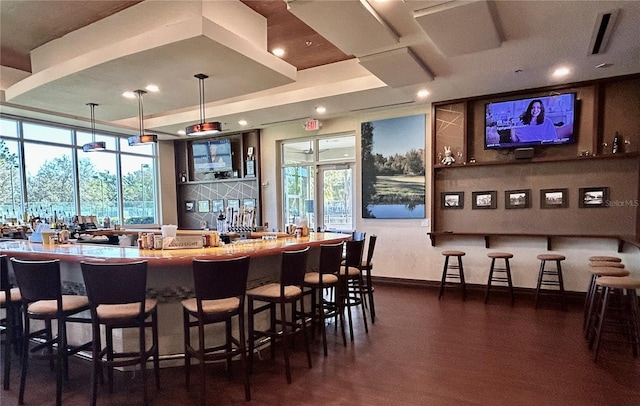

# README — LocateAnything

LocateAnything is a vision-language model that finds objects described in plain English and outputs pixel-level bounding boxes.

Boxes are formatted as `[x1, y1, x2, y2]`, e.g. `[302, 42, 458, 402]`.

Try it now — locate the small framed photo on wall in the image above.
[505, 189, 531, 209]
[185, 200, 195, 213]
[472, 191, 497, 209]
[197, 200, 210, 213]
[540, 188, 568, 209]
[579, 187, 609, 208]
[212, 199, 224, 213]
[243, 198, 256, 210]
[227, 199, 240, 211]
[441, 192, 464, 209]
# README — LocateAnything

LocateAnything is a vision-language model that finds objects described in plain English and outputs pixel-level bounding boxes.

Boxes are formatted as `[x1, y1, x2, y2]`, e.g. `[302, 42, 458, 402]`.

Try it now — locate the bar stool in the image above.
[303, 242, 345, 356]
[439, 251, 466, 300]
[589, 276, 640, 362]
[583, 266, 629, 338]
[80, 260, 160, 406]
[358, 235, 377, 323]
[338, 239, 368, 341]
[11, 258, 92, 406]
[1, 255, 22, 390]
[484, 252, 514, 305]
[247, 247, 311, 384]
[589, 261, 625, 269]
[182, 256, 251, 405]
[534, 254, 566, 309]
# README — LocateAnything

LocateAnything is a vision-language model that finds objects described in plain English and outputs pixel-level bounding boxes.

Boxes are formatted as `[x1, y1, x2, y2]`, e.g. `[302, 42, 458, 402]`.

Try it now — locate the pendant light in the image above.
[128, 89, 158, 146]
[185, 74, 222, 136]
[82, 103, 106, 152]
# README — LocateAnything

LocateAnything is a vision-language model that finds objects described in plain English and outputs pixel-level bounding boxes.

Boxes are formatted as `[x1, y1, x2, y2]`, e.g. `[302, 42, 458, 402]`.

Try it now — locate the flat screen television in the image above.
[484, 93, 577, 149]
[192, 138, 233, 173]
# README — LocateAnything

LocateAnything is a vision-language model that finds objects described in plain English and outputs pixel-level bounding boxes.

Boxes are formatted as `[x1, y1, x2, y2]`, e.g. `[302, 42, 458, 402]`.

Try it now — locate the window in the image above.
[0, 115, 158, 226]
[281, 135, 355, 232]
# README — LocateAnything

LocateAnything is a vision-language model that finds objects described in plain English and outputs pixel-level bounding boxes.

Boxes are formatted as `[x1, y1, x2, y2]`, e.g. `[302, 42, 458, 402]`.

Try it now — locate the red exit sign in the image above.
[304, 119, 321, 131]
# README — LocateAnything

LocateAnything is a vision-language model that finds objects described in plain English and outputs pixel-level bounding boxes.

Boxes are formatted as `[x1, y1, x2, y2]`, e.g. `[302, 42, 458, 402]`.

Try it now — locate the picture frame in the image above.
[211, 199, 224, 213]
[185, 200, 195, 213]
[472, 191, 497, 209]
[505, 189, 531, 209]
[197, 200, 210, 213]
[540, 188, 568, 209]
[243, 198, 256, 210]
[226, 199, 240, 211]
[441, 192, 464, 209]
[579, 187, 609, 208]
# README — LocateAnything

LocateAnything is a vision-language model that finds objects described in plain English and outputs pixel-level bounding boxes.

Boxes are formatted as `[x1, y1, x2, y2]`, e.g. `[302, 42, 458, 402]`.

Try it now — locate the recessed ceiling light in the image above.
[315, 106, 326, 114]
[417, 89, 430, 98]
[122, 91, 136, 99]
[553, 66, 571, 78]
[238, 120, 248, 126]
[272, 48, 285, 57]
[146, 84, 159, 92]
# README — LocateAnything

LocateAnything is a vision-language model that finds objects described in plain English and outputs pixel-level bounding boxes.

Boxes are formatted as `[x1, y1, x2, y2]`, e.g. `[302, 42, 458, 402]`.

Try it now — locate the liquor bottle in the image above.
[612, 132, 620, 154]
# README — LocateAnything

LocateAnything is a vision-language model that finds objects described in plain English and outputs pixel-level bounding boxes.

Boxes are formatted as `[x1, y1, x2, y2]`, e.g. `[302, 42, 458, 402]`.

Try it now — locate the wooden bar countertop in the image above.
[0, 232, 350, 267]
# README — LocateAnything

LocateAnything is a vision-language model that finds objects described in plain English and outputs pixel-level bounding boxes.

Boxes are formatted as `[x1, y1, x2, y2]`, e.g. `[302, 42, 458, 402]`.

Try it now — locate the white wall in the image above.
[259, 105, 640, 291]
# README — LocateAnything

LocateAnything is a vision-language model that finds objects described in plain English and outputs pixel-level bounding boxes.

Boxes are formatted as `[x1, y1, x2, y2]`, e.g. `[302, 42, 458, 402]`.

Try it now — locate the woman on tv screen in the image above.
[510, 99, 558, 143]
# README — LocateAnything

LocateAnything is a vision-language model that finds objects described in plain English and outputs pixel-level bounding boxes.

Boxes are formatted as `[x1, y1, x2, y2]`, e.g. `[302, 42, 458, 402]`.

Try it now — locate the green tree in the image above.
[361, 121, 377, 217]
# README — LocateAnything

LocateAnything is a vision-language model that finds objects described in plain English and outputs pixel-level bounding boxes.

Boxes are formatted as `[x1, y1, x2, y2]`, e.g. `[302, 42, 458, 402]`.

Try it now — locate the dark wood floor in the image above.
[2, 284, 640, 405]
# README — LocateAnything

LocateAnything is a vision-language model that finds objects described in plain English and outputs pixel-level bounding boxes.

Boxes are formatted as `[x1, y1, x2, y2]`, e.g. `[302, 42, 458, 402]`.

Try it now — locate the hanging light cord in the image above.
[87, 102, 98, 141]
[135, 89, 147, 136]
[195, 73, 209, 125]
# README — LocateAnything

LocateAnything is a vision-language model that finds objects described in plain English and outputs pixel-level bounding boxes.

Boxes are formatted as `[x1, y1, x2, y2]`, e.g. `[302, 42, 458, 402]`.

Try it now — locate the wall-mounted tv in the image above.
[485, 92, 577, 149]
[192, 138, 233, 173]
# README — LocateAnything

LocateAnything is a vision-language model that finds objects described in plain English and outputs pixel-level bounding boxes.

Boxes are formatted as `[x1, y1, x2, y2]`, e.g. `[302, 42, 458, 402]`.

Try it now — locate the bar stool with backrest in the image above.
[589, 276, 640, 362]
[338, 239, 368, 341]
[182, 256, 251, 405]
[439, 251, 467, 300]
[358, 235, 377, 323]
[247, 247, 311, 384]
[11, 258, 92, 406]
[80, 260, 160, 406]
[534, 253, 566, 309]
[583, 266, 629, 338]
[1, 254, 22, 390]
[303, 242, 346, 356]
[484, 252, 514, 305]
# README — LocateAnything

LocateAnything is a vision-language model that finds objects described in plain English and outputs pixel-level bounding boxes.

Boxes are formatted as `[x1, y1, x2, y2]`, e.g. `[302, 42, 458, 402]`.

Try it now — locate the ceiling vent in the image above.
[588, 9, 620, 55]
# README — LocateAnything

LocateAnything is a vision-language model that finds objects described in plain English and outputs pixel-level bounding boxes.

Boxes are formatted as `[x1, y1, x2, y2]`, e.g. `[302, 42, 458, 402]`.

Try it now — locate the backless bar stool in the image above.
[534, 254, 566, 309]
[589, 276, 640, 362]
[583, 266, 629, 338]
[439, 251, 466, 301]
[484, 252, 514, 305]
[588, 256, 622, 263]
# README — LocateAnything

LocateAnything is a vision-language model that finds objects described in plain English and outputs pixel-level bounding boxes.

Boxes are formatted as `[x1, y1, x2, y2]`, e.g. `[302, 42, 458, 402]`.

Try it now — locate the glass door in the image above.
[318, 165, 353, 232]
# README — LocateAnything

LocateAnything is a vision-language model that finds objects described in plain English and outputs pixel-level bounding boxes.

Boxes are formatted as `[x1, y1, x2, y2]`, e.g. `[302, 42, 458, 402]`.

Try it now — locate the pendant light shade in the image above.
[82, 103, 106, 152]
[128, 89, 158, 146]
[185, 73, 221, 136]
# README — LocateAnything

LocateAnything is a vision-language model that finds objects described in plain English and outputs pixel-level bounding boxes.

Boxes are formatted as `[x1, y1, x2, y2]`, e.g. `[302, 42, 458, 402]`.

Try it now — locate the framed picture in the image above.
[472, 191, 497, 209]
[540, 188, 568, 209]
[441, 192, 464, 209]
[197, 200, 210, 213]
[505, 189, 531, 209]
[579, 187, 609, 208]
[211, 199, 224, 213]
[227, 199, 240, 211]
[185, 200, 195, 212]
[243, 198, 256, 210]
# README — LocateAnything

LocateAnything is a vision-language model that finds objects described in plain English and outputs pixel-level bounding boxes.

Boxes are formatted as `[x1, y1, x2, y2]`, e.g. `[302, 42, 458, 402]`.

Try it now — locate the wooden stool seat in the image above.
[439, 251, 466, 301]
[589, 276, 640, 361]
[589, 267, 629, 277]
[485, 252, 514, 305]
[535, 254, 566, 309]
[442, 250, 466, 257]
[588, 256, 621, 263]
[589, 261, 624, 268]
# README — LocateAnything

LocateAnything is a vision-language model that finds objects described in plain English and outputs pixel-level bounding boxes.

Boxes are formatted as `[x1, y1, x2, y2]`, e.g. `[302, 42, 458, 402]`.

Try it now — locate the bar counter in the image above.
[0, 232, 351, 364]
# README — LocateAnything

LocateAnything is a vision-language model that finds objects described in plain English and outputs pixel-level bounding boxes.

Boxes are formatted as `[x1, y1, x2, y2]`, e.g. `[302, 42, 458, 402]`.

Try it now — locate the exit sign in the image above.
[304, 119, 321, 131]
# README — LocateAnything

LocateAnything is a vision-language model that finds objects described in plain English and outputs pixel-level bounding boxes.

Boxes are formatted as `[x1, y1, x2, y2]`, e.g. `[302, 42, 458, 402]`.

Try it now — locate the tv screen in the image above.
[485, 93, 576, 149]
[192, 138, 233, 173]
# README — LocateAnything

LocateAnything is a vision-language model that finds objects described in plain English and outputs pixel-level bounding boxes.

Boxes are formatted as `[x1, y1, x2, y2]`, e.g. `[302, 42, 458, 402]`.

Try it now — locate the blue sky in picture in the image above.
[369, 114, 425, 156]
